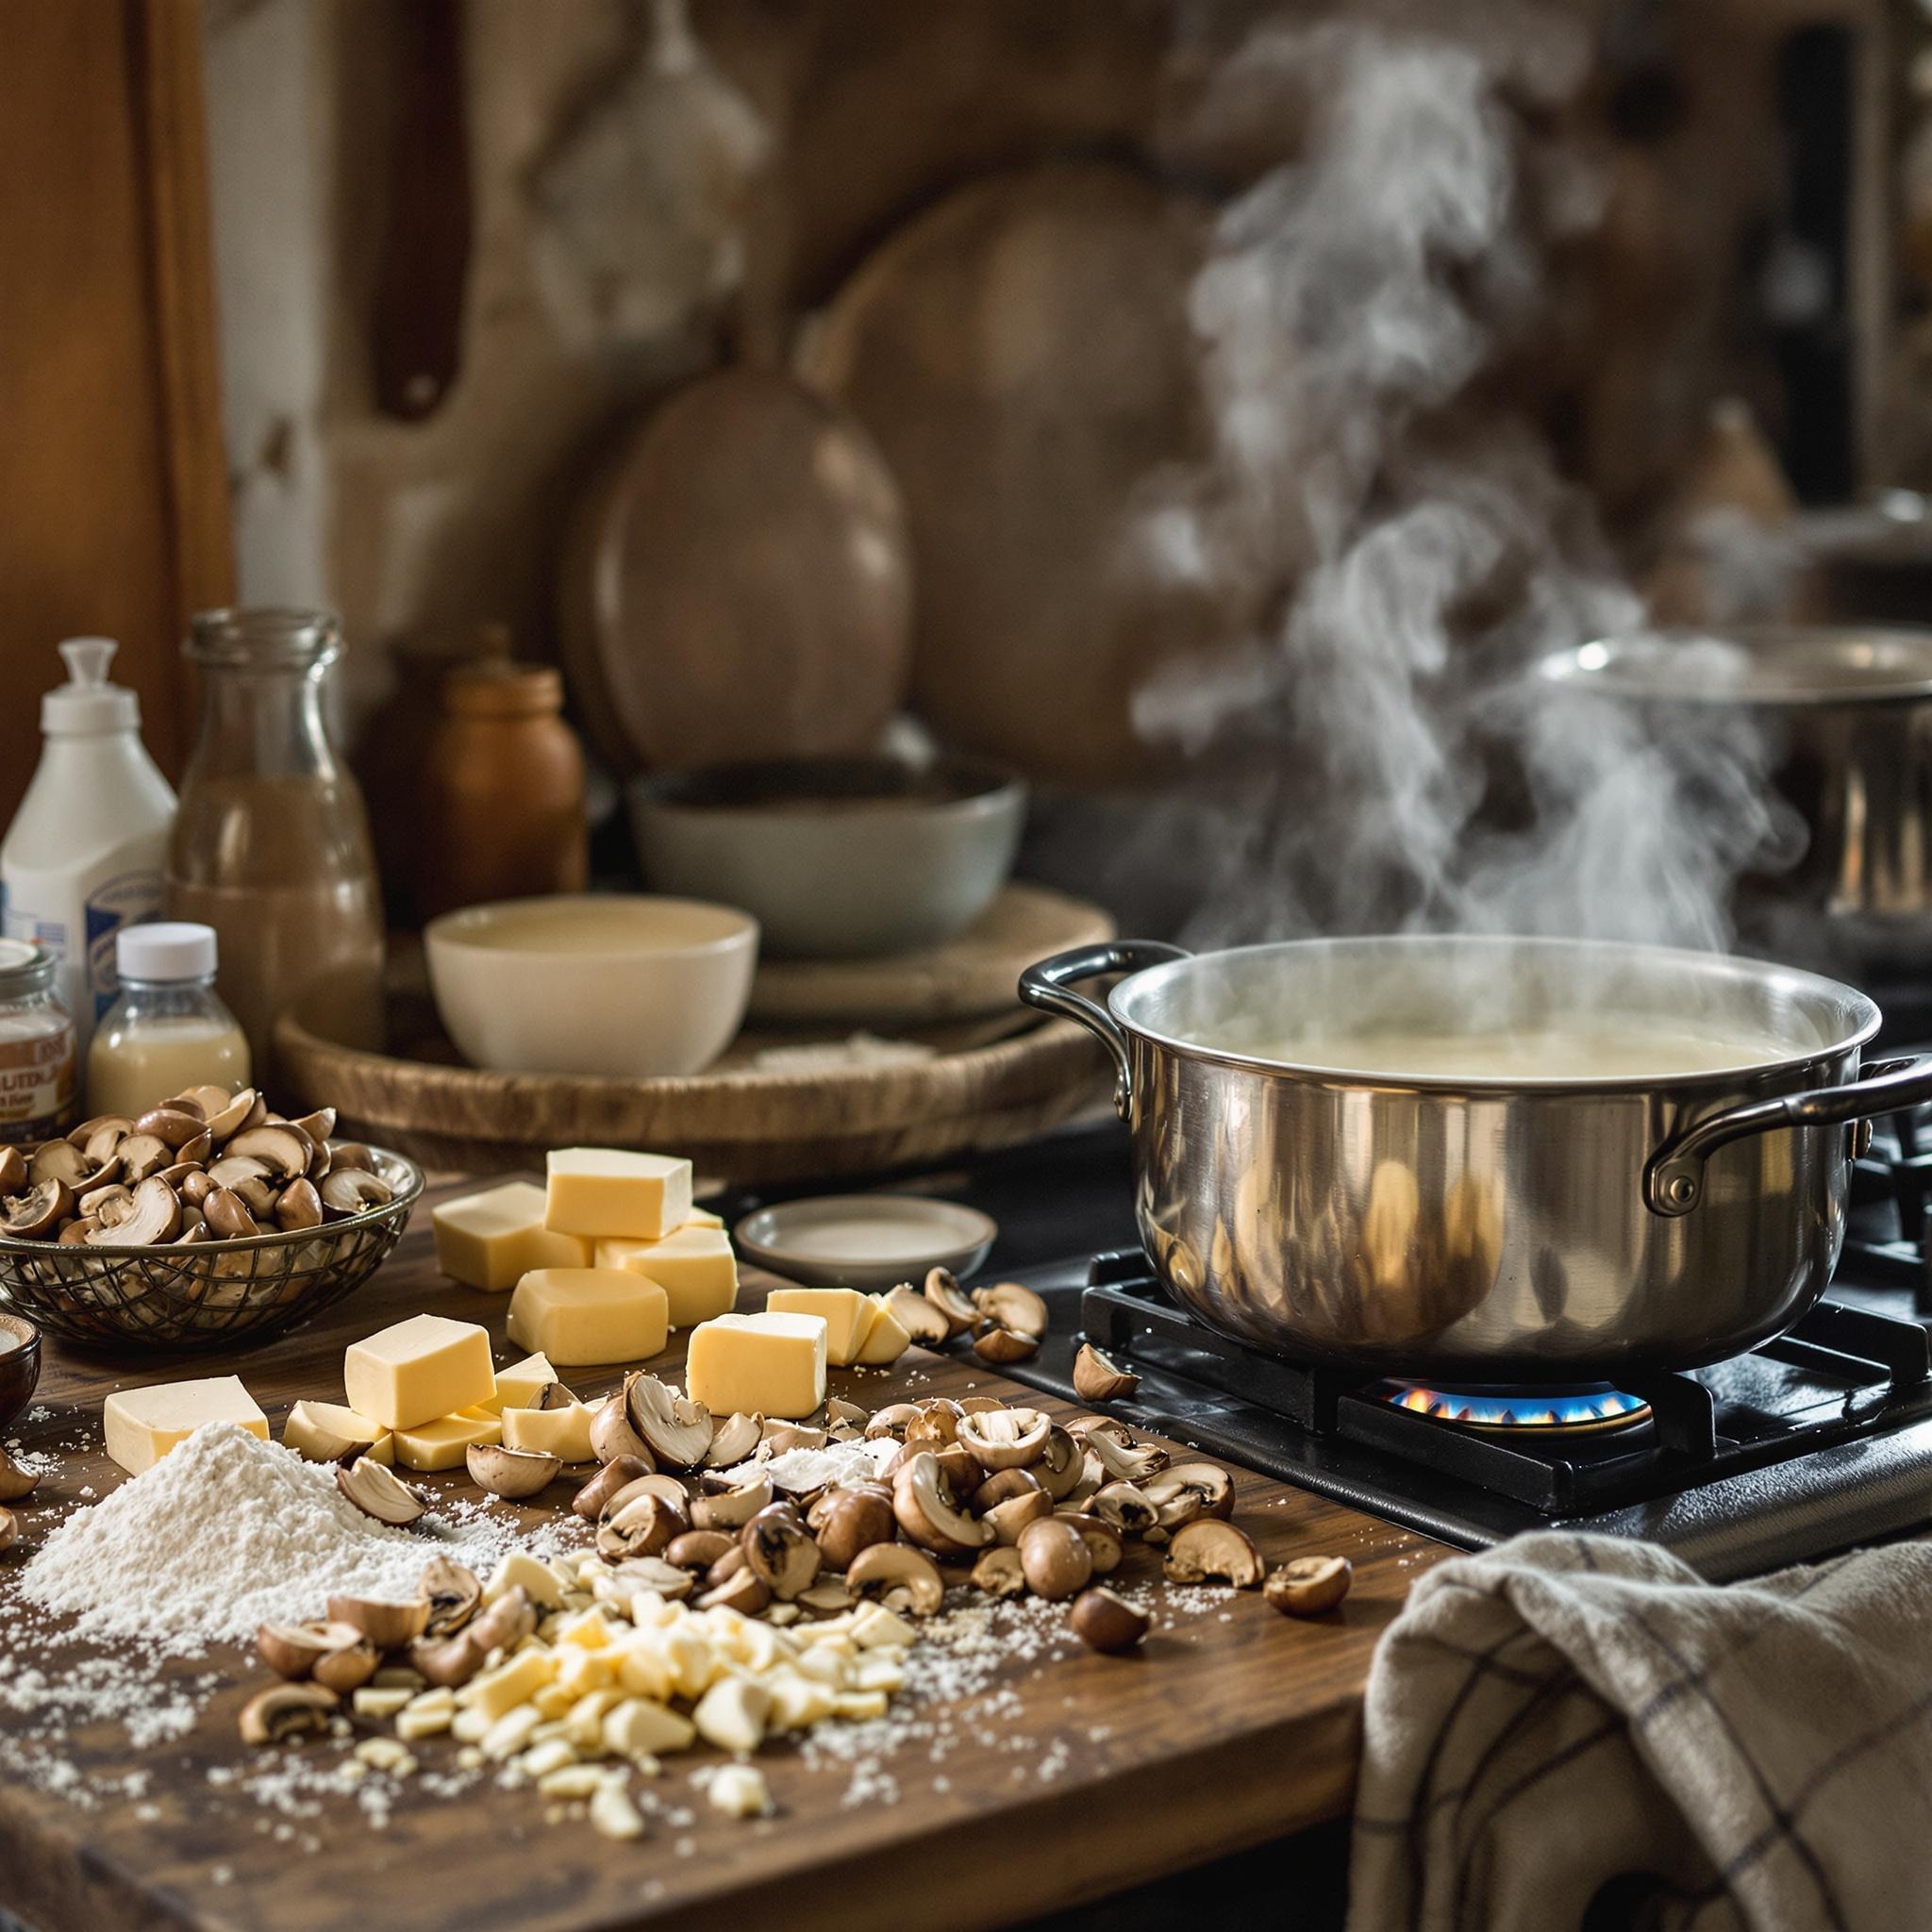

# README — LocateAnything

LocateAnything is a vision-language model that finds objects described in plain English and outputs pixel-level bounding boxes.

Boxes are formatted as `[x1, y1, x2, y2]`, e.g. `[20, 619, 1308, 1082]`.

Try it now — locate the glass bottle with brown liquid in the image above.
[164, 609, 386, 1071]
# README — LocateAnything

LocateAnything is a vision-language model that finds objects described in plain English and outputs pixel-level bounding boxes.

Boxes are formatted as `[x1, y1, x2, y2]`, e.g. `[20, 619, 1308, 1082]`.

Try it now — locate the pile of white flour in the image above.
[23, 1423, 568, 1654]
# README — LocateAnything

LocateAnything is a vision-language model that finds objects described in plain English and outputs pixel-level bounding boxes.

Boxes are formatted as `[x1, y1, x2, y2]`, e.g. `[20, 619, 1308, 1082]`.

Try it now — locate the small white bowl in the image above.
[733, 1193, 997, 1290]
[425, 894, 758, 1077]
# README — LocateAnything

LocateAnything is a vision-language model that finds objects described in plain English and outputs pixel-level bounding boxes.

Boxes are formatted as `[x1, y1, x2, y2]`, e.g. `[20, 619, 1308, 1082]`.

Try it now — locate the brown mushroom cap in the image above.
[3, 1179, 72, 1240]
[1057, 1510, 1124, 1575]
[1072, 1342, 1141, 1404]
[664, 1529, 736, 1571]
[418, 1557, 483, 1637]
[574, 1455, 655, 1521]
[972, 1280, 1049, 1339]
[810, 1486, 896, 1572]
[311, 1635, 380, 1694]
[922, 1267, 980, 1338]
[0, 1146, 25, 1195]
[970, 1544, 1027, 1598]
[972, 1324, 1041, 1365]
[225, 1124, 313, 1178]
[1017, 1517, 1094, 1600]
[1163, 1518, 1265, 1589]
[467, 1441, 562, 1499]
[336, 1456, 427, 1526]
[238, 1681, 338, 1745]
[84, 1175, 181, 1246]
[892, 1451, 992, 1557]
[1071, 1586, 1150, 1653]
[846, 1540, 945, 1615]
[276, 1177, 325, 1231]
[623, 1372, 712, 1469]
[588, 1394, 655, 1468]
[741, 1504, 822, 1600]
[0, 1446, 40, 1503]
[882, 1284, 951, 1348]
[690, 1472, 774, 1531]
[1263, 1555, 1353, 1617]
[325, 1593, 432, 1648]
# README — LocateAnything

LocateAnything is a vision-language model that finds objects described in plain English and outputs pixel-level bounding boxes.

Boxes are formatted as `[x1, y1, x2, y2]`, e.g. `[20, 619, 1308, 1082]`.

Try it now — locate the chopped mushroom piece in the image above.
[1263, 1556, 1353, 1617]
[1163, 1519, 1265, 1590]
[972, 1280, 1048, 1339]
[1072, 1342, 1141, 1404]
[238, 1681, 339, 1745]
[1071, 1586, 1150, 1653]
[846, 1541, 945, 1615]
[922, 1267, 980, 1338]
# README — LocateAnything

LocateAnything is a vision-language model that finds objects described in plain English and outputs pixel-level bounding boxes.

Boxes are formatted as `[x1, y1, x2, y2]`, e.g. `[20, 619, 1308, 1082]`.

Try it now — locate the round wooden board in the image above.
[274, 993, 1108, 1188]
[747, 882, 1113, 1026]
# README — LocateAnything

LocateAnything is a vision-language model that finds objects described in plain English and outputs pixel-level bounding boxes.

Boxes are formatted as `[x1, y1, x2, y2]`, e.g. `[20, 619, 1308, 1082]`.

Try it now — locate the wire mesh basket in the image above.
[0, 1147, 424, 1350]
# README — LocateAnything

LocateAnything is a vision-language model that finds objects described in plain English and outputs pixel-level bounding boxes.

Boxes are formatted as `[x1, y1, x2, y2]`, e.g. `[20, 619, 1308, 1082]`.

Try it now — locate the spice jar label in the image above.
[0, 1024, 75, 1143]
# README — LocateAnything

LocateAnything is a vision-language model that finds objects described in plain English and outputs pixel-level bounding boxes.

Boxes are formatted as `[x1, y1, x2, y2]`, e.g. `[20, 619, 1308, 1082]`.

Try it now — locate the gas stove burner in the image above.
[1369, 1381, 1653, 1433]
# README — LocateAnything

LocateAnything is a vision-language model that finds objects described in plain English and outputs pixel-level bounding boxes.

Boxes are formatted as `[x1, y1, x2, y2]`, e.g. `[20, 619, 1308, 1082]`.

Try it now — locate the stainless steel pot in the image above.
[1540, 626, 1932, 971]
[1020, 934, 1932, 1381]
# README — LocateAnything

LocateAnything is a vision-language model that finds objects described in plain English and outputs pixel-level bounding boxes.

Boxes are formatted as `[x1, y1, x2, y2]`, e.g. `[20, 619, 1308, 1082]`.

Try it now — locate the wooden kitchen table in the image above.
[0, 1179, 1448, 1932]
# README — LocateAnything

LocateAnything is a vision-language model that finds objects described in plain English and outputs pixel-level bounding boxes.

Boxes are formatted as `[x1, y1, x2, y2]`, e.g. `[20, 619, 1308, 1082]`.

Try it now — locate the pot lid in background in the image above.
[1540, 625, 1932, 708]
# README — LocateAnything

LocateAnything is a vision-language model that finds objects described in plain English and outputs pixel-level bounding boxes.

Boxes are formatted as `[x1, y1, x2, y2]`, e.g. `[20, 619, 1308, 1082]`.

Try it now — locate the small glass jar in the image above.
[88, 923, 250, 1120]
[0, 940, 77, 1144]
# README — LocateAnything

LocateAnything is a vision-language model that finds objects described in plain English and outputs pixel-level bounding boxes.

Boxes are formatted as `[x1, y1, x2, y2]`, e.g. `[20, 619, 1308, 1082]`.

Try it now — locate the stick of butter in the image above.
[103, 1377, 268, 1476]
[764, 1288, 873, 1367]
[344, 1314, 496, 1431]
[433, 1181, 594, 1291]
[543, 1149, 692, 1241]
[596, 1225, 738, 1327]
[507, 1268, 669, 1367]
[685, 1312, 826, 1420]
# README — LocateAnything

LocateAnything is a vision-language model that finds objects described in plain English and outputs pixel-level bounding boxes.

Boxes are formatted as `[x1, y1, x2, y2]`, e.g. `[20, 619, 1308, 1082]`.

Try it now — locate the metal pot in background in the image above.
[1539, 625, 1932, 977]
[1020, 934, 1932, 1383]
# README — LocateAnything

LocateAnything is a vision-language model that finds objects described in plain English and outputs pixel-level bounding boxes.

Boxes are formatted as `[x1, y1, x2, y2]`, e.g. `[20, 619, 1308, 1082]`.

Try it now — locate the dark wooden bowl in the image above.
[0, 1312, 42, 1428]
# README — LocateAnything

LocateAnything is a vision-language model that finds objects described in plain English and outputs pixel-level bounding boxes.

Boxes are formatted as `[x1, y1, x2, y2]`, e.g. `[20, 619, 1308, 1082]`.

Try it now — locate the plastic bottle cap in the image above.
[42, 638, 142, 736]
[116, 923, 218, 984]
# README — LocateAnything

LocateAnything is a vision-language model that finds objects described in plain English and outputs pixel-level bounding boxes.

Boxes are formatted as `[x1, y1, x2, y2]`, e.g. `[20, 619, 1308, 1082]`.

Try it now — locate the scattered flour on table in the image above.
[22, 1423, 582, 1655]
[718, 1437, 898, 1493]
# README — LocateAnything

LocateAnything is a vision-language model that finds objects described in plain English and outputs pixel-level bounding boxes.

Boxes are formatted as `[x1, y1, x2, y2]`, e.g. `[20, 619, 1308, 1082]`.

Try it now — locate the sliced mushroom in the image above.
[0, 1146, 25, 1195]
[465, 1585, 536, 1656]
[1036, 1426, 1085, 1502]
[846, 1541, 945, 1616]
[311, 1635, 380, 1694]
[238, 1681, 338, 1745]
[969, 1544, 1027, 1599]
[0, 1506, 14, 1554]
[573, 1454, 654, 1520]
[810, 1486, 897, 1571]
[202, 1186, 262, 1241]
[76, 1116, 135, 1166]
[1071, 1586, 1150, 1653]
[289, 1107, 337, 1145]
[174, 1084, 229, 1119]
[1072, 1342, 1141, 1403]
[225, 1124, 313, 1178]
[883, 1283, 951, 1348]
[690, 1472, 774, 1531]
[697, 1566, 771, 1616]
[1017, 1517, 1093, 1601]
[84, 1175, 180, 1246]
[602, 1555, 694, 1601]
[325, 1593, 432, 1649]
[58, 1217, 99, 1246]
[923, 1267, 980, 1337]
[1057, 1511, 1124, 1576]
[1085, 1426, 1169, 1486]
[862, 1402, 922, 1441]
[112, 1134, 170, 1184]
[133, 1106, 207, 1151]
[467, 1441, 561, 1499]
[200, 1088, 258, 1142]
[0, 1447, 39, 1502]
[1144, 1462, 1234, 1527]
[336, 1456, 427, 1526]
[705, 1411, 762, 1467]
[973, 1324, 1041, 1366]
[760, 1421, 827, 1456]
[30, 1140, 99, 1190]
[176, 1129, 213, 1166]
[664, 1529, 736, 1571]
[623, 1372, 712, 1469]
[956, 1407, 1051, 1472]
[973, 1280, 1048, 1340]
[530, 1379, 575, 1410]
[1163, 1519, 1265, 1589]
[257, 1619, 363, 1680]
[327, 1140, 375, 1173]
[417, 1557, 483, 1638]
[1263, 1555, 1353, 1617]
[320, 1167, 392, 1216]
[77, 1181, 131, 1223]
[596, 1490, 688, 1560]
[207, 1153, 271, 1191]
[588, 1395, 654, 1468]
[408, 1632, 485, 1690]
[741, 1504, 822, 1600]
[604, 1470, 691, 1514]
[275, 1177, 325, 1231]
[1091, 1481, 1158, 1536]
[892, 1451, 992, 1557]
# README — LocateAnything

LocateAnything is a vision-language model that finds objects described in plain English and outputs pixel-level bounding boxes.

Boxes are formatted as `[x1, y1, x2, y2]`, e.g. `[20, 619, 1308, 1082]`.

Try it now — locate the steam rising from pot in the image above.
[1126, 14, 1800, 951]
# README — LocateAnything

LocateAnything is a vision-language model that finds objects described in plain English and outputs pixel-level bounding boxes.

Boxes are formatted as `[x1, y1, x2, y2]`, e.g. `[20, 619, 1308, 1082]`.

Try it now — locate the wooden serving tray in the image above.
[274, 986, 1108, 1186]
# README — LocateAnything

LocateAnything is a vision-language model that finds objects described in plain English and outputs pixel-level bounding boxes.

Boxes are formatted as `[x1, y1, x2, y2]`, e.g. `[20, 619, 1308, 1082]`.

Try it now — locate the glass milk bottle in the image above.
[88, 924, 249, 1118]
[163, 609, 386, 1072]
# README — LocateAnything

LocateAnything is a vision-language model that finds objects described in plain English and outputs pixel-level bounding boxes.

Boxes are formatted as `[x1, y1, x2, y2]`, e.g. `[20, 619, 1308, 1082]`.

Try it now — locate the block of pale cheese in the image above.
[473, 1351, 559, 1415]
[282, 1399, 394, 1466]
[501, 1398, 595, 1462]
[507, 1268, 669, 1366]
[543, 1148, 692, 1241]
[391, 1407, 504, 1472]
[432, 1181, 594, 1291]
[856, 1295, 911, 1366]
[596, 1225, 738, 1326]
[343, 1313, 496, 1431]
[685, 1311, 826, 1420]
[103, 1377, 268, 1476]
[764, 1287, 874, 1367]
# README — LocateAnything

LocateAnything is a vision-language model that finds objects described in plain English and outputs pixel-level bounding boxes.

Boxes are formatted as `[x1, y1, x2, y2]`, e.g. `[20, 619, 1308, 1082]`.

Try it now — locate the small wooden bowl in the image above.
[0, 1313, 42, 1429]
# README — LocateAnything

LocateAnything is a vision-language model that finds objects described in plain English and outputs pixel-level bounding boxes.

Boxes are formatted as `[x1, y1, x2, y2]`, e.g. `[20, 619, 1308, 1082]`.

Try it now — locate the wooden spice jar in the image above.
[418, 663, 588, 920]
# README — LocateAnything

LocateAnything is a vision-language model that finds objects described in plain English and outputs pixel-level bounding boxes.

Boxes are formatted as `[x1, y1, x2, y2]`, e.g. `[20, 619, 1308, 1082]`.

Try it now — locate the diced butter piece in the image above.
[282, 1399, 393, 1466]
[856, 1295, 911, 1366]
[466, 1648, 556, 1723]
[391, 1407, 504, 1472]
[543, 1148, 692, 1240]
[596, 1225, 738, 1327]
[502, 1398, 596, 1463]
[431, 1181, 594, 1291]
[764, 1288, 874, 1366]
[684, 1206, 724, 1230]
[507, 1268, 669, 1367]
[343, 1314, 496, 1431]
[685, 1312, 826, 1420]
[475, 1351, 560, 1414]
[103, 1378, 268, 1476]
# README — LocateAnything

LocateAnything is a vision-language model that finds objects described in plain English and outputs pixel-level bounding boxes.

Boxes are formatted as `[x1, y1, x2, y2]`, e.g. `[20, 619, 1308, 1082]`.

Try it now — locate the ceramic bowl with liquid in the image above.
[425, 895, 759, 1077]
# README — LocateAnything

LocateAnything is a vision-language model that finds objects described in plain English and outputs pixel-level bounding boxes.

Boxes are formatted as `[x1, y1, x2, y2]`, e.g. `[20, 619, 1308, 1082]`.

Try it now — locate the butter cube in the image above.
[344, 1314, 496, 1431]
[502, 1398, 596, 1463]
[391, 1407, 504, 1472]
[432, 1181, 594, 1291]
[475, 1351, 560, 1415]
[596, 1225, 738, 1327]
[855, 1295, 911, 1366]
[685, 1312, 826, 1420]
[765, 1287, 873, 1366]
[685, 1206, 724, 1230]
[543, 1148, 692, 1240]
[465, 1648, 556, 1723]
[282, 1399, 393, 1466]
[103, 1378, 268, 1476]
[507, 1268, 669, 1366]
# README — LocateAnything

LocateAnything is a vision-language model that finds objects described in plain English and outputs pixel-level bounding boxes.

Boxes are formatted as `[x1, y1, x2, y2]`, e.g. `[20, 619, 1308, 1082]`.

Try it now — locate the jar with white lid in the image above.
[0, 940, 77, 1145]
[87, 923, 250, 1120]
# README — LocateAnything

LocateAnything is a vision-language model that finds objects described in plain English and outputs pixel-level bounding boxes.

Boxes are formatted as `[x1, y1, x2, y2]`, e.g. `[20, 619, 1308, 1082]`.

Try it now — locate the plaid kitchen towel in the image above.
[1347, 1532, 1932, 1932]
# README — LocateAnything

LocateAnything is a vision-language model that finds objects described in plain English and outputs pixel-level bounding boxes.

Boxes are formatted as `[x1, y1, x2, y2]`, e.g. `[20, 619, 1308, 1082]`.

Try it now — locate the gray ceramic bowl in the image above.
[0, 1312, 42, 1428]
[629, 756, 1025, 960]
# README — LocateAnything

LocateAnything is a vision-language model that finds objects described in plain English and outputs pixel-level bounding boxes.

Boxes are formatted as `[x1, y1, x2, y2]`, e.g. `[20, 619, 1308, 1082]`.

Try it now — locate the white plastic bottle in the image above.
[0, 639, 177, 1054]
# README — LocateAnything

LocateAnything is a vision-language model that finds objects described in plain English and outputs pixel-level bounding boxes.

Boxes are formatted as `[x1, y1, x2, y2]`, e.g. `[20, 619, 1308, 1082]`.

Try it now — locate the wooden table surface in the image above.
[0, 1180, 1448, 1932]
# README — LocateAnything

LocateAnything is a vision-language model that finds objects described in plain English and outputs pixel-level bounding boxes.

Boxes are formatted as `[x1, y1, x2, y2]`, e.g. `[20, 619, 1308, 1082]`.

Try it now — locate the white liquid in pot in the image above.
[1253, 1022, 1794, 1081]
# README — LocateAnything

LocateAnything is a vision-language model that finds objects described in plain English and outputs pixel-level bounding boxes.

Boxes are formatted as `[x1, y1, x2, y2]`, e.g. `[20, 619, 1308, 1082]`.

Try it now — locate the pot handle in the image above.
[1643, 1053, 1932, 1217]
[1018, 941, 1191, 1118]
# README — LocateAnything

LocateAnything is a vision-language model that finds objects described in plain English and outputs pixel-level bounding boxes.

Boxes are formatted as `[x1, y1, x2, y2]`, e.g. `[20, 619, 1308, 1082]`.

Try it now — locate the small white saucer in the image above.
[733, 1193, 997, 1291]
